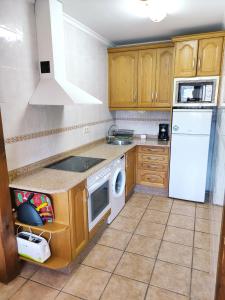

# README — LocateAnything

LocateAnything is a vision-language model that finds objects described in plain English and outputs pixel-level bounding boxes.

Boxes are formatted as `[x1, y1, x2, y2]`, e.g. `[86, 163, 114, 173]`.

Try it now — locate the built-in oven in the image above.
[87, 164, 112, 231]
[173, 76, 219, 107]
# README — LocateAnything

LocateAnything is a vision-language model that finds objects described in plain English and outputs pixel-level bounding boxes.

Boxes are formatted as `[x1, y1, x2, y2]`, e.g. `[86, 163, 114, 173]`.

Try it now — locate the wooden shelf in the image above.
[15, 220, 69, 234]
[19, 255, 70, 270]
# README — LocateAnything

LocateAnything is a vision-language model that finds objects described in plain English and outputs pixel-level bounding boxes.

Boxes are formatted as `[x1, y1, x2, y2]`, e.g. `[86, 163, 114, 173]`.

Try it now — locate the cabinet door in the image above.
[138, 49, 156, 107]
[125, 147, 136, 199]
[155, 47, 174, 107]
[109, 51, 138, 108]
[174, 40, 198, 77]
[197, 37, 223, 76]
[69, 182, 88, 259]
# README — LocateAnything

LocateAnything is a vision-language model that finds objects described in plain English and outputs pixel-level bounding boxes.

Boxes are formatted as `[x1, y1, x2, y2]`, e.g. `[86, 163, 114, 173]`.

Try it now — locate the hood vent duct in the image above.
[30, 0, 102, 106]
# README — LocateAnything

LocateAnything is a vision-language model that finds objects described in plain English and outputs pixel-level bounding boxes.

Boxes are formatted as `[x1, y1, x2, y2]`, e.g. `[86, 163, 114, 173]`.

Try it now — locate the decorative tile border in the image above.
[8, 138, 105, 182]
[5, 119, 113, 144]
[115, 117, 170, 122]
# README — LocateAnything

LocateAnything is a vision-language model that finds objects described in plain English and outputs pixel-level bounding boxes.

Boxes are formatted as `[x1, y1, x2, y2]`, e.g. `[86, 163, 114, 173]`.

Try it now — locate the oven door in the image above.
[88, 174, 110, 231]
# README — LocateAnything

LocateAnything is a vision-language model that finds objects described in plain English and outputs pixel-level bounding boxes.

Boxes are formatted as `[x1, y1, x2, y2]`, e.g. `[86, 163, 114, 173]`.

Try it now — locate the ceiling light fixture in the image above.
[139, 0, 167, 22]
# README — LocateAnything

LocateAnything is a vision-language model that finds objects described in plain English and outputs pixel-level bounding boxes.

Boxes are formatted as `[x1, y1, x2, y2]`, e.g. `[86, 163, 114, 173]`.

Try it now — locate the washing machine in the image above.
[108, 155, 126, 224]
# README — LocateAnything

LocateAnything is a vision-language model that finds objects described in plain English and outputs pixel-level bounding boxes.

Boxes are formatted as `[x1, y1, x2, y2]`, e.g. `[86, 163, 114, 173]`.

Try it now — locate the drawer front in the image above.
[137, 170, 168, 188]
[138, 146, 169, 156]
[138, 162, 168, 172]
[138, 153, 168, 164]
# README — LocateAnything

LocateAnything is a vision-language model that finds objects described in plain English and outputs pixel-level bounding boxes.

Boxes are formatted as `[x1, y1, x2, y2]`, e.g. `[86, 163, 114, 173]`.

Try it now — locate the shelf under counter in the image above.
[19, 255, 70, 270]
[15, 220, 69, 234]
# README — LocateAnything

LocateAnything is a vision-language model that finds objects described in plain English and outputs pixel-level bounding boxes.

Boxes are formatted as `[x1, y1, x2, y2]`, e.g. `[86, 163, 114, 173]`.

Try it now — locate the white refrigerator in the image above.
[169, 109, 212, 202]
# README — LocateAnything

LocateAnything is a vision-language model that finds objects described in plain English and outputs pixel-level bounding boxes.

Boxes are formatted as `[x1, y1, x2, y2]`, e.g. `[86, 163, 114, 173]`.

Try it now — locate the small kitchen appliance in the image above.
[173, 76, 219, 107]
[158, 124, 169, 141]
[17, 231, 51, 263]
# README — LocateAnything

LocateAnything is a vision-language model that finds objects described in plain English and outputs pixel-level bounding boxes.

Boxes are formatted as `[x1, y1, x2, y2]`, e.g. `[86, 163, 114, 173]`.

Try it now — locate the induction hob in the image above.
[45, 156, 105, 173]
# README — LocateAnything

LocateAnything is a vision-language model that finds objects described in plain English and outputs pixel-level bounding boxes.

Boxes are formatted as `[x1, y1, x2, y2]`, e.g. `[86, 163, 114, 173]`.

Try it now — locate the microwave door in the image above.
[179, 85, 194, 103]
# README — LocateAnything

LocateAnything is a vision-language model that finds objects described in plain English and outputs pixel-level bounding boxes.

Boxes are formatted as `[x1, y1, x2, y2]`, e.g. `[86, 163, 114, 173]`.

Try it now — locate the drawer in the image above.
[138, 153, 168, 164]
[137, 162, 168, 172]
[138, 146, 169, 156]
[136, 170, 168, 188]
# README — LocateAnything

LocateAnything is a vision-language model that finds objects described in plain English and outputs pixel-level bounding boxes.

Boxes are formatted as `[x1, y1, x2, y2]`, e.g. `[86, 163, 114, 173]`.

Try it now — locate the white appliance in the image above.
[173, 76, 219, 107]
[87, 163, 113, 231]
[17, 232, 51, 263]
[169, 109, 213, 202]
[108, 156, 126, 224]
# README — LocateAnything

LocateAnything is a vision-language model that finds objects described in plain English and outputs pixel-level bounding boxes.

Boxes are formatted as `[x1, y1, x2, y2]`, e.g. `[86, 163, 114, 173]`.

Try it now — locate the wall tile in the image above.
[0, 0, 112, 170]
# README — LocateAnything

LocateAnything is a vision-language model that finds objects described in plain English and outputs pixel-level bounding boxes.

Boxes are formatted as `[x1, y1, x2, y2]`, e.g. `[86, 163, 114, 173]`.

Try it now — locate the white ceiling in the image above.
[63, 0, 225, 45]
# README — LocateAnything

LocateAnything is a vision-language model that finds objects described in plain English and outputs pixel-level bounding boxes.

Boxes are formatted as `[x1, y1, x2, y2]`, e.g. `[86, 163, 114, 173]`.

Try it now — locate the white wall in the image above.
[113, 111, 171, 136]
[0, 0, 112, 171]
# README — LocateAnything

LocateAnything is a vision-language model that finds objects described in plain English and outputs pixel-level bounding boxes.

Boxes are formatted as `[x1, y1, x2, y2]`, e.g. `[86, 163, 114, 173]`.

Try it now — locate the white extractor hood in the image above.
[30, 0, 102, 105]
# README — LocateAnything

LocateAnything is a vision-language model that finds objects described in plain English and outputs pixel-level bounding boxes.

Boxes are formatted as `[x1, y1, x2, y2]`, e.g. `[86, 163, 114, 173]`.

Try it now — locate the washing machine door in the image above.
[112, 168, 126, 197]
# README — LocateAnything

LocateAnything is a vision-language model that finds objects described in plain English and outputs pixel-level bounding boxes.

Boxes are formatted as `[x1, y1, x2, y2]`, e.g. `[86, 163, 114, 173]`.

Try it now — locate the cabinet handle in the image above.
[155, 91, 158, 102]
[151, 92, 154, 101]
[192, 59, 195, 69]
[198, 58, 201, 70]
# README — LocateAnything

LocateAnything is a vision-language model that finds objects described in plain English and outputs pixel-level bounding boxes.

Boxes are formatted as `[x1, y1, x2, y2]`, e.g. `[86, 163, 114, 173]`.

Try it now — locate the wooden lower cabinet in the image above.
[125, 147, 136, 198]
[69, 182, 88, 259]
[136, 146, 169, 188]
[14, 181, 88, 270]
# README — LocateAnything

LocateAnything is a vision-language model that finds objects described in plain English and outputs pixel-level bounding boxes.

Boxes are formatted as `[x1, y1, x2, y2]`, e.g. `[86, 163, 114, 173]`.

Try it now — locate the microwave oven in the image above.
[173, 76, 219, 107]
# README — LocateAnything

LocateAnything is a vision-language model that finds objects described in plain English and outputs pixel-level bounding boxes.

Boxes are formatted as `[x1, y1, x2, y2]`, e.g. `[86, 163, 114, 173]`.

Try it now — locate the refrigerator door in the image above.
[169, 133, 210, 202]
[172, 109, 212, 135]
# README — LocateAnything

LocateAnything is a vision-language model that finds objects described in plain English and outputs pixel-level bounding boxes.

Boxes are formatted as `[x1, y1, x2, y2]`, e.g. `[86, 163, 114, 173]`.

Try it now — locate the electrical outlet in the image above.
[83, 126, 90, 134]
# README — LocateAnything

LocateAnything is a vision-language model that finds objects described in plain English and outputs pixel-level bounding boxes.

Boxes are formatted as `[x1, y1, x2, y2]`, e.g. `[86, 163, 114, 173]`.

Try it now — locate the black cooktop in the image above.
[46, 156, 105, 173]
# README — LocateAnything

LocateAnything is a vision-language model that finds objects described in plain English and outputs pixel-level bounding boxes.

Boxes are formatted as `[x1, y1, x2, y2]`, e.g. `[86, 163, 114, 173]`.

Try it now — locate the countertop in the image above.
[9, 138, 170, 194]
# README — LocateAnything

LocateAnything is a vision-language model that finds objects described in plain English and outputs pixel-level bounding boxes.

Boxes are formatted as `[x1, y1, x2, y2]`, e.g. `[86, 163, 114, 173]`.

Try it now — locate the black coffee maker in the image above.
[158, 124, 169, 141]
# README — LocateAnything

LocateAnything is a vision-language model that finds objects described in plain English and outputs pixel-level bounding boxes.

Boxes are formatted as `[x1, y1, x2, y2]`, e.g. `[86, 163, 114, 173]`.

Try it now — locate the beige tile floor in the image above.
[0, 193, 211, 300]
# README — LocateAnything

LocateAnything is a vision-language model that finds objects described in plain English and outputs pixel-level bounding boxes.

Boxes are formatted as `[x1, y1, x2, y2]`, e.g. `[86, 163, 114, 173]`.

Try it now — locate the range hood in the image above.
[30, 0, 102, 105]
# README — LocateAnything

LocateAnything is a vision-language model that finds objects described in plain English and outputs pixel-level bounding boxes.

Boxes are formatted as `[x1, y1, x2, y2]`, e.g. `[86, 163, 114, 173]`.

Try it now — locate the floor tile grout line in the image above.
[144, 197, 174, 300]
[12, 194, 211, 300]
[149, 283, 191, 298]
[109, 220, 211, 240]
[189, 202, 197, 298]
[98, 194, 154, 299]
[58, 289, 87, 300]
[8, 278, 30, 300]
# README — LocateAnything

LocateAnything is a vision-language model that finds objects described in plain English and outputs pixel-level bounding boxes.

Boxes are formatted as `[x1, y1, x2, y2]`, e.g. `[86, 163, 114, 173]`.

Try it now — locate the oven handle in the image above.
[87, 173, 111, 194]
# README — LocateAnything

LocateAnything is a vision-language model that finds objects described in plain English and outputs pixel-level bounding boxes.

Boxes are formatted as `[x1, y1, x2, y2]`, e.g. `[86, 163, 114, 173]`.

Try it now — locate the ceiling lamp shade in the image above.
[148, 2, 167, 22]
[139, 0, 167, 22]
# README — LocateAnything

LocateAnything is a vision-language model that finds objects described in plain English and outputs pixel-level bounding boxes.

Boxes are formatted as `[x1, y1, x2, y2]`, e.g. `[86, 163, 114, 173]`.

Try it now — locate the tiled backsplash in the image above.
[113, 111, 171, 136]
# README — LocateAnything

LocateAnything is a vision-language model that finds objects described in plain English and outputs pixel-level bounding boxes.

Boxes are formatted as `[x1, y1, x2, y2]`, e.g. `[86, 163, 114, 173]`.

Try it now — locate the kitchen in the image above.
[0, 0, 225, 299]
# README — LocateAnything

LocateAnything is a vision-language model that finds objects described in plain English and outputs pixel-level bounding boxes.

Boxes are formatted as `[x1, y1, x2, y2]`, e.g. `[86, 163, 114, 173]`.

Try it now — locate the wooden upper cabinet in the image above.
[69, 182, 88, 259]
[109, 51, 138, 108]
[174, 40, 198, 77]
[138, 49, 156, 107]
[155, 47, 174, 107]
[197, 37, 223, 76]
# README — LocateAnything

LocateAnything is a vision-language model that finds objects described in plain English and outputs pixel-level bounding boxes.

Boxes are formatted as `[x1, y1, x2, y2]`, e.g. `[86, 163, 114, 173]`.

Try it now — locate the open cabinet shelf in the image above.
[15, 220, 69, 234]
[19, 255, 70, 270]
